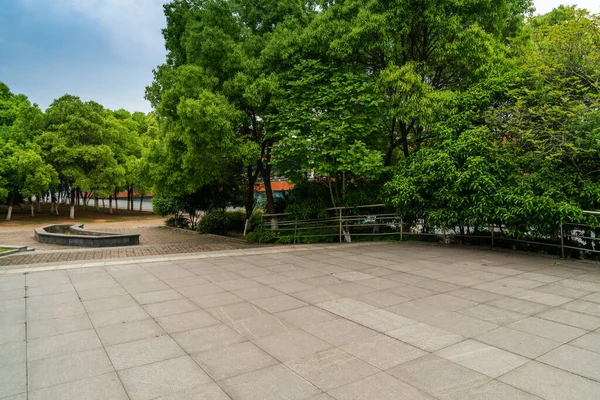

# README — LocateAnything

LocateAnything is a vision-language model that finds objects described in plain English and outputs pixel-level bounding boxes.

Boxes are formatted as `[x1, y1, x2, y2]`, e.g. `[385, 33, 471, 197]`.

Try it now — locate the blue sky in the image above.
[1, 0, 599, 113]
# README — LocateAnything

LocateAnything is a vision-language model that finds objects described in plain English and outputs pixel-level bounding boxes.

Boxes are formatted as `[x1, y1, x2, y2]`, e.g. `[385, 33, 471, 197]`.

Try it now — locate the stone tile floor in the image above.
[1, 242, 600, 399]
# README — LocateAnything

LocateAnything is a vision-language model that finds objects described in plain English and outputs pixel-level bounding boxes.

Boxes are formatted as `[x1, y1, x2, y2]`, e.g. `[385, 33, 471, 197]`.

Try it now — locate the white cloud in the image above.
[20, 0, 167, 62]
[533, 0, 600, 15]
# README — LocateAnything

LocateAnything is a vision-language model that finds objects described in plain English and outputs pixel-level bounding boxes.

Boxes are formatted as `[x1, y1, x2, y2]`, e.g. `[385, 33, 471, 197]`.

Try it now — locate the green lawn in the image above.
[0, 248, 11, 253]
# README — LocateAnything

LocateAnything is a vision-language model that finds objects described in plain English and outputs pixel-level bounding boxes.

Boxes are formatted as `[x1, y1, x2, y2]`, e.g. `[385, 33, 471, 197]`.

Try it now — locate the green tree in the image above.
[37, 95, 125, 219]
[271, 60, 385, 206]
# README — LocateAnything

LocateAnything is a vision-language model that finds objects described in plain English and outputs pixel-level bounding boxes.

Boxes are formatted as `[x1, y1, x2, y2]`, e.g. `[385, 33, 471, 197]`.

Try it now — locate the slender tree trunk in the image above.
[5, 194, 14, 221]
[114, 190, 119, 211]
[69, 190, 76, 219]
[130, 188, 134, 212]
[328, 176, 337, 208]
[109, 196, 113, 214]
[259, 162, 277, 230]
[30, 198, 34, 217]
[95, 197, 99, 211]
[102, 198, 106, 210]
[139, 194, 144, 212]
[37, 197, 41, 213]
[244, 165, 258, 236]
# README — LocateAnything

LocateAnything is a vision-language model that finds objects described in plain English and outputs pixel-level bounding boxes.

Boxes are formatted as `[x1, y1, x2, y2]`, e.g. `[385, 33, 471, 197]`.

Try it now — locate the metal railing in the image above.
[259, 205, 600, 259]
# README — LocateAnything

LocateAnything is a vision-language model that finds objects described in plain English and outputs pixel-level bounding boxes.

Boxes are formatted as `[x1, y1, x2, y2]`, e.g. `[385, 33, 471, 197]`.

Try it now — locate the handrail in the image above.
[256, 204, 600, 259]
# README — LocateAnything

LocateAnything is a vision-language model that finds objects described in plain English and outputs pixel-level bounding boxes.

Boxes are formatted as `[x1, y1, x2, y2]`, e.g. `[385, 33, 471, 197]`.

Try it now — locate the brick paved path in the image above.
[0, 227, 251, 267]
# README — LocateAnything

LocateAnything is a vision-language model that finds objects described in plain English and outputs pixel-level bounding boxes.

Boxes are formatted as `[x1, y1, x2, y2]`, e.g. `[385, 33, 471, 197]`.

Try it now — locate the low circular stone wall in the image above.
[35, 224, 140, 247]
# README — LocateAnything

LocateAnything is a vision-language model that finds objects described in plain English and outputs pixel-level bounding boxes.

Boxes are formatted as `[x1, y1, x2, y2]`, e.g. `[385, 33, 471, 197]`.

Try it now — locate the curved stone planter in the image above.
[35, 224, 140, 247]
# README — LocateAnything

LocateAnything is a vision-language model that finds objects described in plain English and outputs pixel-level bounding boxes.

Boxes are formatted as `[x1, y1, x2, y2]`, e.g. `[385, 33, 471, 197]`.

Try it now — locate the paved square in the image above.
[1, 241, 600, 399]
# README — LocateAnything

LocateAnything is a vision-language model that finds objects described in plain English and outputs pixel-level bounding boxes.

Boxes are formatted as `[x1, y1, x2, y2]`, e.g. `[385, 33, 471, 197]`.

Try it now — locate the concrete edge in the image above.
[0, 245, 29, 258]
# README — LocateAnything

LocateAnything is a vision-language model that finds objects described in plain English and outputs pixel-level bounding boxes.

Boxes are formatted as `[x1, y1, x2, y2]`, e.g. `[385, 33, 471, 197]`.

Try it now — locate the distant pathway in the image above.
[0, 225, 252, 267]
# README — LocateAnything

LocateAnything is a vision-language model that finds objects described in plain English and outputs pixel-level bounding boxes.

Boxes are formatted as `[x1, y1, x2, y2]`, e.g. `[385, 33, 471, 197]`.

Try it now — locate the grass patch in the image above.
[0, 248, 11, 253]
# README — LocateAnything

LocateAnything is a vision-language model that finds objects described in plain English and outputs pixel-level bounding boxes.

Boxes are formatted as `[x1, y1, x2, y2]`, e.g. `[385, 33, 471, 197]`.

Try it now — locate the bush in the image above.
[166, 216, 189, 229]
[245, 228, 276, 243]
[225, 211, 246, 232]
[198, 211, 229, 234]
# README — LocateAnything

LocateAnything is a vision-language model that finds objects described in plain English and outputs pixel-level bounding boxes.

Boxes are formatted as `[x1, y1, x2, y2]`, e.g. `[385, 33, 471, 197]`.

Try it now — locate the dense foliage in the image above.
[2, 3, 598, 244]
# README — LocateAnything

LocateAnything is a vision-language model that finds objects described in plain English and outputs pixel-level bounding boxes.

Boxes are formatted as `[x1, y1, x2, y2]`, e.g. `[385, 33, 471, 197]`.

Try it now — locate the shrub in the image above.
[198, 211, 228, 234]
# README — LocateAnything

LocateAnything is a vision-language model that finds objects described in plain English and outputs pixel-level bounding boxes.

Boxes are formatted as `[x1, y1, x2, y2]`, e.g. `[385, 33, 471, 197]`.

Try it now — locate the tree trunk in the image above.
[6, 204, 12, 221]
[30, 198, 34, 217]
[244, 165, 258, 235]
[130, 187, 134, 211]
[114, 190, 119, 211]
[102, 198, 105, 210]
[70, 190, 75, 219]
[37, 198, 41, 213]
[259, 162, 278, 230]
[139, 194, 144, 212]
[95, 197, 99, 211]
[109, 196, 113, 214]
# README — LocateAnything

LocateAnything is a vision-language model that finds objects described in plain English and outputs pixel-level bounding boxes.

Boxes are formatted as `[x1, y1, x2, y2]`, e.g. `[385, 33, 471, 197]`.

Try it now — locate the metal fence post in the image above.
[339, 208, 343, 243]
[294, 219, 298, 244]
[560, 223, 565, 258]
[400, 216, 403, 241]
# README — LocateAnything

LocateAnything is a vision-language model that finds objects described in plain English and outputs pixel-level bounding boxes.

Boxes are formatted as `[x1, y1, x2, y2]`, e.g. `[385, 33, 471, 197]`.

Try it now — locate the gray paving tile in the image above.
[538, 344, 600, 381]
[0, 324, 25, 345]
[27, 314, 93, 339]
[172, 324, 244, 353]
[106, 335, 185, 370]
[435, 339, 528, 378]
[340, 334, 425, 369]
[388, 322, 464, 352]
[0, 341, 25, 367]
[253, 329, 332, 362]
[176, 283, 225, 297]
[209, 301, 265, 323]
[444, 380, 543, 400]
[219, 364, 320, 400]
[28, 329, 102, 361]
[153, 382, 231, 400]
[0, 363, 26, 398]
[27, 292, 80, 309]
[83, 295, 138, 313]
[26, 301, 86, 321]
[228, 314, 296, 339]
[388, 354, 490, 398]
[560, 299, 600, 317]
[251, 295, 307, 312]
[132, 289, 184, 305]
[499, 361, 600, 400]
[348, 309, 417, 332]
[143, 298, 199, 318]
[88, 305, 150, 328]
[508, 317, 587, 343]
[28, 372, 128, 400]
[537, 308, 600, 330]
[476, 327, 561, 358]
[276, 305, 338, 327]
[427, 312, 499, 337]
[191, 292, 245, 308]
[304, 318, 378, 346]
[156, 310, 220, 333]
[118, 356, 211, 400]
[77, 286, 128, 301]
[328, 372, 435, 399]
[447, 288, 503, 303]
[570, 332, 600, 354]
[419, 294, 478, 311]
[458, 304, 527, 325]
[352, 291, 408, 307]
[97, 319, 166, 346]
[285, 348, 380, 391]
[513, 290, 572, 306]
[293, 288, 343, 304]
[317, 298, 376, 317]
[192, 341, 277, 380]
[28, 348, 114, 391]
[487, 297, 549, 315]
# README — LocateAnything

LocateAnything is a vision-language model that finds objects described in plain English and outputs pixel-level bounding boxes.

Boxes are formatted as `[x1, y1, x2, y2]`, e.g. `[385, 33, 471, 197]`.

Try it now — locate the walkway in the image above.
[0, 226, 251, 267]
[1, 242, 600, 399]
